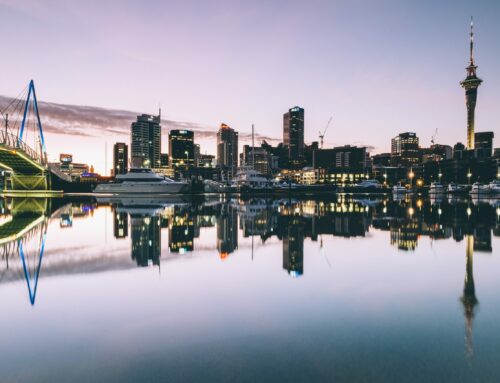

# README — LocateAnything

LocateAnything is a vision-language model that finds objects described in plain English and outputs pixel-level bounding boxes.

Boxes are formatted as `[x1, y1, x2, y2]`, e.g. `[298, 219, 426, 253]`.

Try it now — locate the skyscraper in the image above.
[131, 113, 161, 168]
[112, 142, 128, 176]
[391, 132, 420, 166]
[283, 106, 304, 166]
[217, 123, 238, 179]
[168, 130, 194, 168]
[460, 18, 483, 150]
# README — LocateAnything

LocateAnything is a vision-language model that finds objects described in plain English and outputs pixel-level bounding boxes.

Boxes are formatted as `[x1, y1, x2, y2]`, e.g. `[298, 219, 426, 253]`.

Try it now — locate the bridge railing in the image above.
[0, 130, 44, 166]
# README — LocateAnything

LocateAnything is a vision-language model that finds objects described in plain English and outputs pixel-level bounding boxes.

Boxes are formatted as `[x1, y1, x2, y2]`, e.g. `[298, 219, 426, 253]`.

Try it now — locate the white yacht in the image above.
[233, 167, 270, 190]
[429, 182, 445, 195]
[488, 180, 500, 195]
[447, 182, 466, 194]
[392, 183, 406, 194]
[94, 168, 190, 194]
[469, 182, 489, 197]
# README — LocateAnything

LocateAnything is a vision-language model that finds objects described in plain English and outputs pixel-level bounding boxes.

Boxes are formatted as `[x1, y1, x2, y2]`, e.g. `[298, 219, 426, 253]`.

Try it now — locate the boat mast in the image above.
[251, 123, 255, 169]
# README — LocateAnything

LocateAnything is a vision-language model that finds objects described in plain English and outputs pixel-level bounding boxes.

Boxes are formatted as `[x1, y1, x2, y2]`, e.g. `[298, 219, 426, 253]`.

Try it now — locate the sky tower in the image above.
[460, 17, 483, 150]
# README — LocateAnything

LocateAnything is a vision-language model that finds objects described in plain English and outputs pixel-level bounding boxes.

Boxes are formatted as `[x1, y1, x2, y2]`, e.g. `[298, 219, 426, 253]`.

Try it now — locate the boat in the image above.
[232, 167, 270, 190]
[429, 182, 445, 195]
[487, 180, 500, 195]
[446, 182, 466, 195]
[469, 182, 489, 197]
[355, 179, 383, 189]
[94, 168, 190, 194]
[392, 184, 406, 194]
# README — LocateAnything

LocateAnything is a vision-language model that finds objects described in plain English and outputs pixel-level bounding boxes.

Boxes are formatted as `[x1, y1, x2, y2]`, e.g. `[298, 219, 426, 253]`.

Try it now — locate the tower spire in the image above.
[469, 16, 474, 66]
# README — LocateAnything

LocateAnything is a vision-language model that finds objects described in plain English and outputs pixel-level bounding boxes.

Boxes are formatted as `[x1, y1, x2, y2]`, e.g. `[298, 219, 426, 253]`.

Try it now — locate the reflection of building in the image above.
[460, 19, 482, 150]
[131, 113, 161, 168]
[217, 124, 238, 179]
[113, 210, 128, 239]
[390, 219, 419, 251]
[169, 209, 194, 253]
[461, 235, 478, 359]
[216, 205, 238, 258]
[283, 219, 304, 277]
[113, 142, 128, 176]
[130, 214, 161, 266]
[169, 130, 194, 169]
[283, 106, 304, 167]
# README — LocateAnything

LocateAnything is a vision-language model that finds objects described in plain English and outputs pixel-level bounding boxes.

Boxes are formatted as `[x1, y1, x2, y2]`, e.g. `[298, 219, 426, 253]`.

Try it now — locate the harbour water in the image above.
[0, 195, 499, 383]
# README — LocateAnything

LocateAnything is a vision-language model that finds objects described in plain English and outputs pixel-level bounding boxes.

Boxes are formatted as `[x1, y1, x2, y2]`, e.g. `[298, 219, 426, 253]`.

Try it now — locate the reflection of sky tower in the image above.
[460, 17, 483, 150]
[461, 235, 478, 359]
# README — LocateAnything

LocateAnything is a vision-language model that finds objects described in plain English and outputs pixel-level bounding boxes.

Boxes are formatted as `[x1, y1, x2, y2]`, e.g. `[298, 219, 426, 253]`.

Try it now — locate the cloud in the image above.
[0, 95, 281, 145]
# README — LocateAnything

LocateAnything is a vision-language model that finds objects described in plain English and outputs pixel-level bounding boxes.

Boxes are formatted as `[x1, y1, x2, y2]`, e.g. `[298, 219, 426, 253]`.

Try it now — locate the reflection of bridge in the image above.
[0, 80, 65, 193]
[0, 198, 50, 304]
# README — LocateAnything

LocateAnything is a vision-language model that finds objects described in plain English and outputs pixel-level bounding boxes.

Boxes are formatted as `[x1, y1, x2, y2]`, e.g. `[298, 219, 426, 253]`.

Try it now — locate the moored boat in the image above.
[94, 168, 190, 194]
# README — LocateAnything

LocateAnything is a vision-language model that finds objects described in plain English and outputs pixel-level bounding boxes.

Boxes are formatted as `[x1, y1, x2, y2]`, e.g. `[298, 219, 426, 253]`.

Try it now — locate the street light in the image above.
[383, 173, 387, 186]
[467, 170, 472, 186]
[408, 169, 415, 190]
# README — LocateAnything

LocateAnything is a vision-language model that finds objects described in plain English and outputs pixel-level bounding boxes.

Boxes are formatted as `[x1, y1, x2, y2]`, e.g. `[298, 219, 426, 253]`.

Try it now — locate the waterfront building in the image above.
[460, 18, 483, 150]
[51, 153, 90, 180]
[160, 153, 169, 168]
[283, 106, 305, 167]
[474, 131, 494, 158]
[240, 145, 273, 176]
[131, 113, 161, 168]
[112, 142, 128, 176]
[194, 144, 200, 167]
[391, 132, 420, 166]
[197, 153, 215, 168]
[169, 130, 194, 168]
[216, 123, 238, 179]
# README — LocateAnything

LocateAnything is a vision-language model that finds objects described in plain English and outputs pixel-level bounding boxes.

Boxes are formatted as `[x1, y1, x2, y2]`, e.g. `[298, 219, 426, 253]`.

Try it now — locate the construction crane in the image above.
[431, 128, 438, 145]
[319, 116, 333, 149]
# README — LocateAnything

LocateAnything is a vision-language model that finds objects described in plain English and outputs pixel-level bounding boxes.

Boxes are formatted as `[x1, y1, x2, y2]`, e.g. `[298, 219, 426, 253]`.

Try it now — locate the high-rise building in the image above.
[168, 130, 194, 168]
[391, 132, 420, 166]
[217, 123, 238, 178]
[112, 142, 128, 176]
[460, 18, 483, 149]
[194, 144, 200, 167]
[283, 106, 305, 166]
[474, 131, 494, 158]
[131, 113, 161, 168]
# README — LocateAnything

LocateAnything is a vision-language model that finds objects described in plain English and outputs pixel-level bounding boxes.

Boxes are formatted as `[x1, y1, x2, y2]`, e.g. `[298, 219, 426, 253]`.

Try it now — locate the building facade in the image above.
[131, 114, 161, 168]
[169, 130, 194, 168]
[216, 123, 238, 179]
[112, 142, 128, 176]
[474, 131, 494, 158]
[283, 106, 305, 167]
[391, 132, 420, 166]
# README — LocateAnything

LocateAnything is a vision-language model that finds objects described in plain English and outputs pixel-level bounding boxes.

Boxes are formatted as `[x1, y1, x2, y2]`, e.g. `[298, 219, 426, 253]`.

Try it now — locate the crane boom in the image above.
[319, 116, 333, 149]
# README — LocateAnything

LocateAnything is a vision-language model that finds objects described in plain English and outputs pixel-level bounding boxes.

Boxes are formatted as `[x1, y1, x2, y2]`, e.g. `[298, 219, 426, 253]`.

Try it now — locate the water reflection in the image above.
[0, 195, 498, 363]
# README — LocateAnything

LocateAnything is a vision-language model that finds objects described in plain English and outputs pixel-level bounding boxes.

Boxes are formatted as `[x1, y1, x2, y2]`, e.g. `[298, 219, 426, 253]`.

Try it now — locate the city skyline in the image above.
[0, 1, 499, 174]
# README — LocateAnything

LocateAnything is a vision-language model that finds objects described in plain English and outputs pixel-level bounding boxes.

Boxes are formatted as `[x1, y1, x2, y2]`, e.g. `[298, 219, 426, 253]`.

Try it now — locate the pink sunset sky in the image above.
[0, 0, 499, 174]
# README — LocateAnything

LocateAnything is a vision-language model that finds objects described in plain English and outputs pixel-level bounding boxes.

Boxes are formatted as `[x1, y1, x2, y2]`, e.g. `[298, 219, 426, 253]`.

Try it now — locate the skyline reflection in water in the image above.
[0, 195, 499, 383]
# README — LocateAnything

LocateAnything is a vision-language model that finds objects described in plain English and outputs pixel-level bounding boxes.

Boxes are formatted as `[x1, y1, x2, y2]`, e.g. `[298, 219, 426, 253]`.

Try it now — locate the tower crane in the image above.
[431, 128, 438, 145]
[319, 116, 333, 149]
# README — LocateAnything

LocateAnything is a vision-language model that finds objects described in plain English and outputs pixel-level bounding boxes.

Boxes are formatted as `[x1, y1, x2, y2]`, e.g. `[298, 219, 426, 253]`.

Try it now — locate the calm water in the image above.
[0, 195, 499, 383]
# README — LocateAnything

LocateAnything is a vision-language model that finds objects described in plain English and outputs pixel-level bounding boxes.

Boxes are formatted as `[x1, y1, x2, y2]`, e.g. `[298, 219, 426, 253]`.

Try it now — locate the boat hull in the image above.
[93, 182, 190, 194]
